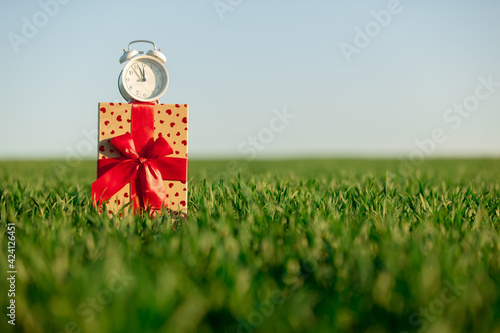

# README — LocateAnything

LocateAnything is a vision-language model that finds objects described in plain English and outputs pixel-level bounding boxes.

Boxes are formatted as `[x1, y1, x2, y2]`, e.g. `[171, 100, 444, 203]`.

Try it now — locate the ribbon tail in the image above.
[92, 160, 139, 206]
[97, 157, 128, 178]
[138, 161, 167, 213]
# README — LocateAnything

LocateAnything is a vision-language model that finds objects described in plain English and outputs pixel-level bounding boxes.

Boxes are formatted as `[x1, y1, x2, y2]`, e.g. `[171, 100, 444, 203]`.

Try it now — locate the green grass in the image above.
[1, 159, 500, 333]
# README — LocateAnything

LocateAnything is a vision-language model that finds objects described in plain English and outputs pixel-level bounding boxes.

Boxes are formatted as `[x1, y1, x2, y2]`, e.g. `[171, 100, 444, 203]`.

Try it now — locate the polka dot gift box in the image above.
[92, 102, 189, 219]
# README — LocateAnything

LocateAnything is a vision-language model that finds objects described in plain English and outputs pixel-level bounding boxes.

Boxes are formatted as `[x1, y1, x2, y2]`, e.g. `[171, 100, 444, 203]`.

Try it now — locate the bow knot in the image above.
[138, 157, 148, 164]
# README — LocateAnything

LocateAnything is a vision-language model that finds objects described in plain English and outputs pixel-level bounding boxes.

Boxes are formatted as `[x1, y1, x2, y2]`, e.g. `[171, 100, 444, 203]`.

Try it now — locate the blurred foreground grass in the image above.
[1, 159, 500, 333]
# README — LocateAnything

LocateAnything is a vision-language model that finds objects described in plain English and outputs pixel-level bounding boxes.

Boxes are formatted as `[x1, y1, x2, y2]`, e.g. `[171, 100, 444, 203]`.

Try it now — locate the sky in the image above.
[0, 0, 499, 160]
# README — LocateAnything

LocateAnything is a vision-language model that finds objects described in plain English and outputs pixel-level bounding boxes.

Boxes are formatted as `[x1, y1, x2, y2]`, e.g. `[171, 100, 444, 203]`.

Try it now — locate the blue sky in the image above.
[1, 0, 499, 159]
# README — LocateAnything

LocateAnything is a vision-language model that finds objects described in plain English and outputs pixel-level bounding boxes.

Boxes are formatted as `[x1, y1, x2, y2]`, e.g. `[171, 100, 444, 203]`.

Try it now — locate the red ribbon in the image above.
[92, 103, 187, 214]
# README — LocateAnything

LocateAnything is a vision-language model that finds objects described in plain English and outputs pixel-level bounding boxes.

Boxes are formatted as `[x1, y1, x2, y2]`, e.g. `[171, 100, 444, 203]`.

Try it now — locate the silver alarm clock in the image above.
[118, 40, 169, 103]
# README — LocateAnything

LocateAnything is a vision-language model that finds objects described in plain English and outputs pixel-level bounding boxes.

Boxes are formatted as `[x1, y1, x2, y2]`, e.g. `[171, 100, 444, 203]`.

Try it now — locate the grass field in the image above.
[1, 159, 500, 333]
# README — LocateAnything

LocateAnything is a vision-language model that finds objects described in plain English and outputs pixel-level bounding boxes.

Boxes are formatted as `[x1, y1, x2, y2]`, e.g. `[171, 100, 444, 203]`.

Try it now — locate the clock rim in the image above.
[119, 55, 169, 103]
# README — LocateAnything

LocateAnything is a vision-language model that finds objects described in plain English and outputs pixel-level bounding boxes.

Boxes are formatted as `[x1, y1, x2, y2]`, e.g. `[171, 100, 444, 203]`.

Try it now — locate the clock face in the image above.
[121, 56, 168, 102]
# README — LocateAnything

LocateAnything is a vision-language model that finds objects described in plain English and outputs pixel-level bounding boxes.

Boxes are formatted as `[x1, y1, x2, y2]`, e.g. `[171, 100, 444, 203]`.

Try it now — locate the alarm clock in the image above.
[118, 40, 169, 103]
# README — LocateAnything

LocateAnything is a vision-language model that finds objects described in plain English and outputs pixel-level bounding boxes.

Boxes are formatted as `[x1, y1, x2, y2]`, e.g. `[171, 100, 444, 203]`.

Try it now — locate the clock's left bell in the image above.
[119, 49, 139, 64]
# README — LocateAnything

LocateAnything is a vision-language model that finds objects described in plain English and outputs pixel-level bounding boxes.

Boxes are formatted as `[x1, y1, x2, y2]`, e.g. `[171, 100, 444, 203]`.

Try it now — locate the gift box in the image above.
[92, 102, 188, 218]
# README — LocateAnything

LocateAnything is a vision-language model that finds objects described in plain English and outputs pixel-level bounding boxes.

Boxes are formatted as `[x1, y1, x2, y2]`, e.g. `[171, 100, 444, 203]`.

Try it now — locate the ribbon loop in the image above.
[110, 133, 139, 159]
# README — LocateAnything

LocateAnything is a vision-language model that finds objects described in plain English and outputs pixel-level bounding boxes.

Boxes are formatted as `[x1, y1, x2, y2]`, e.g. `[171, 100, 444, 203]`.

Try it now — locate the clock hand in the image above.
[142, 64, 146, 81]
[132, 66, 142, 81]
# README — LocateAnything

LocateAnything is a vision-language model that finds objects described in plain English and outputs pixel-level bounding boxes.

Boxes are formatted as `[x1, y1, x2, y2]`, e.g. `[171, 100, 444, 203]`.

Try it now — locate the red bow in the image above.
[92, 103, 187, 214]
